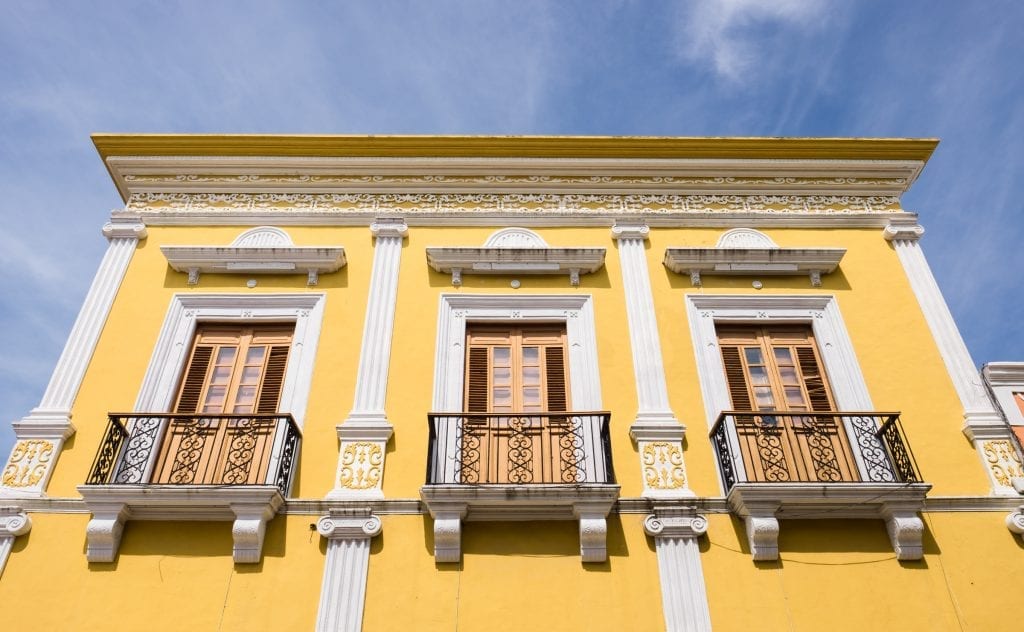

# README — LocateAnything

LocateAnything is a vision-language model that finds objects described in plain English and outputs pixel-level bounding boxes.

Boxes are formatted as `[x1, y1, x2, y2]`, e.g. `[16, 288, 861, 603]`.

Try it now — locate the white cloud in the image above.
[675, 0, 828, 82]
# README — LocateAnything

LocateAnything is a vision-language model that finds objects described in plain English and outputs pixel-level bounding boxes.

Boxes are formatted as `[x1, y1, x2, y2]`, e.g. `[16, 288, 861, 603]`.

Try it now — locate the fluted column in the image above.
[0, 508, 31, 579]
[315, 510, 382, 632]
[612, 222, 691, 498]
[643, 509, 711, 632]
[1, 213, 145, 498]
[884, 216, 1015, 493]
[329, 219, 407, 500]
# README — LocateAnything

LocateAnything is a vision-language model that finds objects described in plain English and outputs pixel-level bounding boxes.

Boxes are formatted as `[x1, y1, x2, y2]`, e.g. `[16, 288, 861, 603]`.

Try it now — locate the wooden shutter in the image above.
[465, 346, 490, 413]
[256, 345, 290, 413]
[175, 346, 213, 414]
[796, 347, 833, 412]
[545, 346, 568, 412]
[720, 345, 753, 411]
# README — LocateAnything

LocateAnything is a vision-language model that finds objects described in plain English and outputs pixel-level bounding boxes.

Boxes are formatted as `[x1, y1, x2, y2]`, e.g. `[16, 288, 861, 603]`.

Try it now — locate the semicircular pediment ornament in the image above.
[231, 226, 294, 247]
[716, 228, 778, 249]
[482, 227, 549, 249]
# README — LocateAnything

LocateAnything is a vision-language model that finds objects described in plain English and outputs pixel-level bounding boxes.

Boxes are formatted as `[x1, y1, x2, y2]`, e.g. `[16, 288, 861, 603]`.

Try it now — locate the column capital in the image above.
[611, 221, 650, 241]
[370, 218, 409, 239]
[102, 212, 147, 240]
[643, 508, 707, 538]
[317, 509, 382, 540]
[0, 507, 31, 537]
[883, 216, 924, 242]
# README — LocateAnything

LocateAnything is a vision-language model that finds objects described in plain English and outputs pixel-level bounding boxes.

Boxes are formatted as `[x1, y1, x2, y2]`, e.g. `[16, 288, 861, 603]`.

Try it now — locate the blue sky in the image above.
[1, 0, 1022, 457]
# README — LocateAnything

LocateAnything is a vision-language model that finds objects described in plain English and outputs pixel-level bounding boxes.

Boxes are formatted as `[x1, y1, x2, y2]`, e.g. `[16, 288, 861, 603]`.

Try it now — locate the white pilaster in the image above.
[612, 222, 691, 498]
[315, 510, 382, 632]
[0, 508, 32, 579]
[643, 510, 712, 632]
[330, 219, 407, 500]
[1, 213, 145, 498]
[884, 217, 1013, 493]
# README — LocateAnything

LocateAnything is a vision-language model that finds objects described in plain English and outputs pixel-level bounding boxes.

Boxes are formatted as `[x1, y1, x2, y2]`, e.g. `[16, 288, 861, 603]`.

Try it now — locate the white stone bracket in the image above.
[315, 509, 383, 632]
[78, 485, 284, 563]
[1006, 506, 1024, 542]
[0, 507, 32, 579]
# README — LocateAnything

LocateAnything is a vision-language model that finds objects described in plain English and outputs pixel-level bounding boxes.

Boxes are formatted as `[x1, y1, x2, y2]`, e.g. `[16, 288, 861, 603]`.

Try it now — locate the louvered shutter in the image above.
[796, 347, 834, 412]
[720, 345, 753, 411]
[544, 346, 568, 412]
[175, 346, 213, 414]
[466, 346, 490, 412]
[256, 345, 290, 413]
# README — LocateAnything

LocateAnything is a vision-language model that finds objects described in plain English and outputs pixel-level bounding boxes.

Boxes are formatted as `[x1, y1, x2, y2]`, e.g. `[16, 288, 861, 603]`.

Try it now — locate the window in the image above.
[151, 325, 294, 486]
[717, 324, 858, 483]
[465, 325, 568, 414]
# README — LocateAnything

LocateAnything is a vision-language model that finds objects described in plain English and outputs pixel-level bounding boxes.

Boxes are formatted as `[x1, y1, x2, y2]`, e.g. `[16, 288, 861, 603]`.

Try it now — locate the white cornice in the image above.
[983, 362, 1024, 385]
[664, 247, 845, 287]
[104, 155, 927, 201]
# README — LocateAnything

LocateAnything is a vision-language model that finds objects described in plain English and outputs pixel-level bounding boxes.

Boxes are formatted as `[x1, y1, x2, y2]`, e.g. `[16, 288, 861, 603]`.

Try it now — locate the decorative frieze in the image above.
[641, 442, 688, 491]
[126, 192, 901, 217]
[982, 440, 1024, 488]
[337, 443, 384, 491]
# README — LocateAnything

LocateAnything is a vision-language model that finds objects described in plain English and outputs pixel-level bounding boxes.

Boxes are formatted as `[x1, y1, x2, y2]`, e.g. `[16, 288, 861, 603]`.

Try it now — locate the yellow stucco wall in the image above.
[6, 220, 1014, 630]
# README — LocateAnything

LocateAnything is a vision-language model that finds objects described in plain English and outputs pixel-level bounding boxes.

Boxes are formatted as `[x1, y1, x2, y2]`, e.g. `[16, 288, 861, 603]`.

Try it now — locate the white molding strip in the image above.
[315, 510, 382, 632]
[0, 508, 32, 579]
[883, 218, 1013, 492]
[643, 510, 712, 632]
[330, 220, 407, 500]
[610, 223, 682, 435]
[1, 214, 145, 498]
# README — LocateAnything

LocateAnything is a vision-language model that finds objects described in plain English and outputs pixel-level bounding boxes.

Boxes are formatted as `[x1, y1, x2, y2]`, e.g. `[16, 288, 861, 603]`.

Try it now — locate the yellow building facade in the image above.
[1, 135, 1022, 630]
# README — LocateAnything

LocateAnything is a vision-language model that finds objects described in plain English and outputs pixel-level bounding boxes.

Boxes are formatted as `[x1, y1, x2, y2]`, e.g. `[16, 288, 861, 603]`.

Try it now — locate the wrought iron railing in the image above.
[426, 412, 615, 485]
[710, 411, 922, 492]
[85, 413, 301, 495]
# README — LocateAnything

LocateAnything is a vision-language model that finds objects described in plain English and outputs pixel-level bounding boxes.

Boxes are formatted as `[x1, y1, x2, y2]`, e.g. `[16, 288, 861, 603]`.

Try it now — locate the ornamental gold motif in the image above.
[642, 442, 687, 489]
[338, 442, 384, 490]
[983, 440, 1024, 488]
[1, 440, 55, 487]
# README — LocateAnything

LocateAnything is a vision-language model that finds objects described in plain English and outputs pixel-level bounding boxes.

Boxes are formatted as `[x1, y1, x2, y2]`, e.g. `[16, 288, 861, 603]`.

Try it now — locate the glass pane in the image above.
[493, 347, 511, 365]
[785, 387, 806, 406]
[216, 346, 237, 365]
[492, 388, 512, 406]
[522, 366, 540, 385]
[241, 366, 262, 384]
[492, 367, 511, 385]
[748, 366, 770, 385]
[522, 347, 539, 364]
[211, 366, 232, 385]
[773, 347, 793, 365]
[744, 347, 763, 365]
[523, 387, 541, 405]
[233, 404, 254, 414]
[204, 386, 226, 408]
[235, 385, 257, 405]
[754, 387, 775, 407]
[778, 366, 799, 385]
[246, 346, 266, 365]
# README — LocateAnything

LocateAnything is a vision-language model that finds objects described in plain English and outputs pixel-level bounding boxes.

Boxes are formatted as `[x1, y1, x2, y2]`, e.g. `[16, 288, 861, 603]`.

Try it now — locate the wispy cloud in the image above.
[673, 0, 829, 83]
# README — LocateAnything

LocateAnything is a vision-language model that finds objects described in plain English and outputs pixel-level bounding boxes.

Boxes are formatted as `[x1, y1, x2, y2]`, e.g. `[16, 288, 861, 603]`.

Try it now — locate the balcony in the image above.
[709, 411, 931, 560]
[77, 413, 301, 563]
[420, 412, 619, 563]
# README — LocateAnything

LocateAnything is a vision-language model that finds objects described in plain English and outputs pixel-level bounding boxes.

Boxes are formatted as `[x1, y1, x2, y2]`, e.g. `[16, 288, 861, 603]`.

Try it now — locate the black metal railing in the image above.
[710, 411, 922, 492]
[426, 412, 615, 485]
[85, 413, 301, 495]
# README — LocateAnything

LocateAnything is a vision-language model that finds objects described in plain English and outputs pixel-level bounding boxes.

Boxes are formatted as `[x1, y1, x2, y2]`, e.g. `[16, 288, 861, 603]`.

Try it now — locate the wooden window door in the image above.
[463, 325, 571, 483]
[718, 325, 858, 483]
[153, 325, 292, 485]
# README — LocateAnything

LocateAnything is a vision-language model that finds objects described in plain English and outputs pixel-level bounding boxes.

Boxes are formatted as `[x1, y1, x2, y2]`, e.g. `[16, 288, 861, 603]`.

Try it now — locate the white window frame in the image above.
[119, 293, 325, 486]
[686, 294, 876, 491]
[432, 293, 603, 482]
